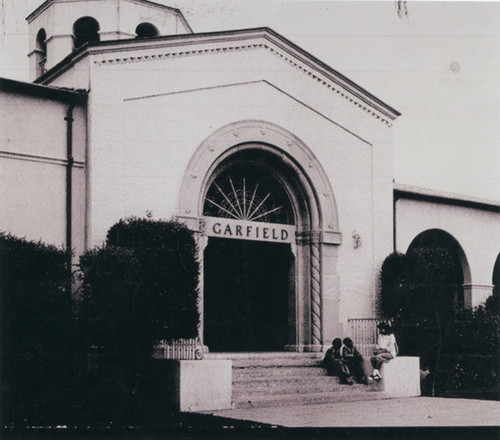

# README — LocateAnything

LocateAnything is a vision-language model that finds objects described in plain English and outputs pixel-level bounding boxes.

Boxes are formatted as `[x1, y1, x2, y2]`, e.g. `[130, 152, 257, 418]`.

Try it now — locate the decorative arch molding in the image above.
[177, 120, 341, 245]
[177, 120, 342, 351]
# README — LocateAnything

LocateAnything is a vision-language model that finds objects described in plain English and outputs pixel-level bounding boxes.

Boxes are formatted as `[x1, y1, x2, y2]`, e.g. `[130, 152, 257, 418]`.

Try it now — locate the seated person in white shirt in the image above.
[369, 321, 398, 381]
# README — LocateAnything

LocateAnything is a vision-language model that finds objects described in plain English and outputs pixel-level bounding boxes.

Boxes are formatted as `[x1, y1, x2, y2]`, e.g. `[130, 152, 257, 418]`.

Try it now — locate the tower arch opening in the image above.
[135, 22, 159, 38]
[35, 28, 47, 77]
[73, 17, 100, 49]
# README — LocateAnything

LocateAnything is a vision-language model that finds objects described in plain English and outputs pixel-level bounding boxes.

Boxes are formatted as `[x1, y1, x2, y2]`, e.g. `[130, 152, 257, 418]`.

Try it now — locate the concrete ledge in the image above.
[362, 356, 420, 397]
[381, 356, 420, 397]
[154, 359, 232, 412]
[177, 360, 233, 412]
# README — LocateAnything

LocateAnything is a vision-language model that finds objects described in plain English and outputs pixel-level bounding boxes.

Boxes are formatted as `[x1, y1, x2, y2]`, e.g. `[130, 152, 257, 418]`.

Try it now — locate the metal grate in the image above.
[347, 318, 390, 356]
[153, 337, 203, 360]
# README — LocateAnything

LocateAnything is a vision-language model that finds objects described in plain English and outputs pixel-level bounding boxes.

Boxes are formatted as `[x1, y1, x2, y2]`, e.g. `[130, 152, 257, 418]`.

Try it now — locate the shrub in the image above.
[105, 217, 200, 341]
[80, 218, 200, 357]
[0, 233, 71, 425]
[78, 246, 148, 361]
[77, 218, 200, 422]
[380, 248, 499, 398]
[447, 305, 499, 356]
[379, 252, 414, 318]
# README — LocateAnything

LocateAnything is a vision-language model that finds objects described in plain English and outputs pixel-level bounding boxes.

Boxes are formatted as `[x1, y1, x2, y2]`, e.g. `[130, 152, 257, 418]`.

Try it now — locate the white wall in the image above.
[80, 37, 394, 322]
[396, 197, 500, 291]
[0, 90, 87, 256]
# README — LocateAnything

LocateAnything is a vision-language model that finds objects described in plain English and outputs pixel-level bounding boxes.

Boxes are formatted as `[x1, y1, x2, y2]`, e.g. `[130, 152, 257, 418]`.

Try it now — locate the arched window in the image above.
[203, 157, 294, 225]
[35, 28, 47, 77]
[135, 22, 159, 38]
[73, 17, 100, 49]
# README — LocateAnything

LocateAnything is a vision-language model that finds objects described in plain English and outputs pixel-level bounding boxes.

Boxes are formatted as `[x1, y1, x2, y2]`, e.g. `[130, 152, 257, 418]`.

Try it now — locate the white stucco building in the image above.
[1, 0, 499, 354]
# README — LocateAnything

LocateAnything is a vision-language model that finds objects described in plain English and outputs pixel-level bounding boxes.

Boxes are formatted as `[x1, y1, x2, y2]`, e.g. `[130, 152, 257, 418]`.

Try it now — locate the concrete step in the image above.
[232, 357, 324, 368]
[225, 352, 382, 409]
[232, 366, 328, 379]
[232, 389, 386, 409]
[233, 382, 368, 398]
[232, 375, 340, 388]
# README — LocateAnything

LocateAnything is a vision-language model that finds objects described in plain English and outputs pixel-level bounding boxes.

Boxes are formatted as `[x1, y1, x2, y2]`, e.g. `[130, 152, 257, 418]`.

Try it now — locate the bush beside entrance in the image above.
[1, 219, 200, 427]
[77, 218, 200, 422]
[380, 249, 500, 399]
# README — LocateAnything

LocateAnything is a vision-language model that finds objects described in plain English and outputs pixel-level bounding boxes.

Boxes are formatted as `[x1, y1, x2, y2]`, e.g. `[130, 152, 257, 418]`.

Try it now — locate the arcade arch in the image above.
[493, 253, 500, 300]
[407, 229, 471, 310]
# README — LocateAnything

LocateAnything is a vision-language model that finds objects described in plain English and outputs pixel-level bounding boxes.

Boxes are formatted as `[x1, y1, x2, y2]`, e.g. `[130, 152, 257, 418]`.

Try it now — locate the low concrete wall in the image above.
[362, 356, 420, 397]
[175, 360, 233, 412]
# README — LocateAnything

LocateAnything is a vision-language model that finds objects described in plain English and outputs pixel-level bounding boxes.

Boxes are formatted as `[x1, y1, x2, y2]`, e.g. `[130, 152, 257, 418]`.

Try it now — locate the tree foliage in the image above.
[380, 247, 458, 323]
[380, 246, 499, 397]
[0, 232, 71, 424]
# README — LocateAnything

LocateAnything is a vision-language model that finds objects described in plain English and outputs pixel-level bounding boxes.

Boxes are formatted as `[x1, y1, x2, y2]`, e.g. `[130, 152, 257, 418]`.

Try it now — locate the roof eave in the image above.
[35, 27, 400, 120]
[0, 77, 87, 104]
[394, 183, 500, 213]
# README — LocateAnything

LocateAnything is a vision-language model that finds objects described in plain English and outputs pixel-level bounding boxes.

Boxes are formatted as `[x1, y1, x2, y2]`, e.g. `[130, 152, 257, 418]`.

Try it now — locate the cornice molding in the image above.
[38, 29, 399, 125]
[91, 35, 396, 126]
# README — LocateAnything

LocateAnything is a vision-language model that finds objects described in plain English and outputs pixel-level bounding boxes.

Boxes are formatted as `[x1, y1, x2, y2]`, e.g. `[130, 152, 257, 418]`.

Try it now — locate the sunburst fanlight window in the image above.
[203, 164, 293, 225]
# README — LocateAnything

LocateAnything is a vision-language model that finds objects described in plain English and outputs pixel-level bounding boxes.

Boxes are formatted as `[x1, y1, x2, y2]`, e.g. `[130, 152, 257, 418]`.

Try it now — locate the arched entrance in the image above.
[202, 153, 296, 351]
[177, 121, 342, 352]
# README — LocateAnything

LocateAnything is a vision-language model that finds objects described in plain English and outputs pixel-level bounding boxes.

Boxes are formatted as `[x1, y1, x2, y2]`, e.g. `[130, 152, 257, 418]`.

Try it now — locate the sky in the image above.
[0, 0, 499, 202]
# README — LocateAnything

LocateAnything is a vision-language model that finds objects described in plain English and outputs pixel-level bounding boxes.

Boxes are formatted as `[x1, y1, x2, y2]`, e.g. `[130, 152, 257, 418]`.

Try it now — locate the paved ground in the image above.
[209, 397, 500, 427]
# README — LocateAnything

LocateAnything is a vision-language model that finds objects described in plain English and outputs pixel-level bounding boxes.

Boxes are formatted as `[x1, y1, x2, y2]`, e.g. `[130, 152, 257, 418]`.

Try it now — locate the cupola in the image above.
[27, 0, 192, 80]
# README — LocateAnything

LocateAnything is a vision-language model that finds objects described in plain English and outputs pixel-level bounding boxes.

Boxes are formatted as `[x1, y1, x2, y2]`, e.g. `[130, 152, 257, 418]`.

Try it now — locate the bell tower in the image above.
[27, 0, 192, 80]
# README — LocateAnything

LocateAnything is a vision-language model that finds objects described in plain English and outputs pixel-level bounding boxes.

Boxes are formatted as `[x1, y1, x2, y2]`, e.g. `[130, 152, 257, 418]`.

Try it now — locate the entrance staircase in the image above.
[206, 352, 385, 409]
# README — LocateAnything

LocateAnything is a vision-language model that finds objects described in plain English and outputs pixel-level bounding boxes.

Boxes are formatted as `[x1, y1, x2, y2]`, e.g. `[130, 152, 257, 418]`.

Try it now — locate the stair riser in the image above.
[233, 384, 367, 398]
[232, 391, 384, 409]
[233, 376, 340, 388]
[233, 367, 328, 379]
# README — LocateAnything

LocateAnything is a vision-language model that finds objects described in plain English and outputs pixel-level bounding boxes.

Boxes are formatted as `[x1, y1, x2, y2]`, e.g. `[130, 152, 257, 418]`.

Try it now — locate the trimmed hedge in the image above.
[105, 217, 200, 341]
[76, 218, 200, 422]
[0, 233, 71, 425]
[80, 218, 199, 352]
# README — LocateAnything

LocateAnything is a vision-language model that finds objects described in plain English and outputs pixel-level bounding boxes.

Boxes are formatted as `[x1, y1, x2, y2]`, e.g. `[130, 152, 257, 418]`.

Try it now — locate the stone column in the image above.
[196, 218, 209, 347]
[175, 215, 208, 350]
[296, 230, 323, 352]
[310, 231, 323, 350]
[463, 284, 493, 308]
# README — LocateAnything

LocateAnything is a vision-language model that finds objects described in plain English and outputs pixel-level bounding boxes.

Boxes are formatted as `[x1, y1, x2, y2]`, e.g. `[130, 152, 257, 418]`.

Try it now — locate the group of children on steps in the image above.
[322, 322, 398, 385]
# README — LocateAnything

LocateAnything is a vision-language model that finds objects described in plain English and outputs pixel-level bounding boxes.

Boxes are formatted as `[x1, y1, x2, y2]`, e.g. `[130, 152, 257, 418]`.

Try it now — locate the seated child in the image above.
[342, 337, 367, 384]
[369, 322, 398, 381]
[323, 338, 352, 385]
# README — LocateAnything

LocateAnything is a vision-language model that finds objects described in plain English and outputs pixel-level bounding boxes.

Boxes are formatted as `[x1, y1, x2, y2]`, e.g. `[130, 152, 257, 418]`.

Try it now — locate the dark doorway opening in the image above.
[204, 237, 293, 352]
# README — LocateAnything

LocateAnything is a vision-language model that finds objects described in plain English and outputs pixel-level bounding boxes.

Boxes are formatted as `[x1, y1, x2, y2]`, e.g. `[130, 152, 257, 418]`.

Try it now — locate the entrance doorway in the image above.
[204, 237, 294, 352]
